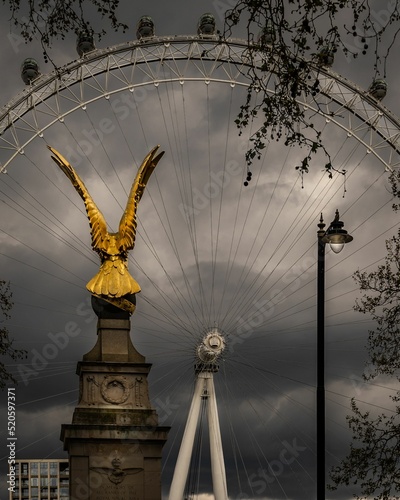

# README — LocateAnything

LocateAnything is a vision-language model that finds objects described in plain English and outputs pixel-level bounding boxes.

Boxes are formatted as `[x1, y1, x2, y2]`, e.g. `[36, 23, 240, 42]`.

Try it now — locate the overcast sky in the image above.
[0, 1, 400, 499]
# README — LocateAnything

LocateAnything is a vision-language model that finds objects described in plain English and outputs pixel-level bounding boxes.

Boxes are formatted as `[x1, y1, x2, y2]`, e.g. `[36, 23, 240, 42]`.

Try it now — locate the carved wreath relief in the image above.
[81, 374, 147, 407]
[101, 376, 132, 405]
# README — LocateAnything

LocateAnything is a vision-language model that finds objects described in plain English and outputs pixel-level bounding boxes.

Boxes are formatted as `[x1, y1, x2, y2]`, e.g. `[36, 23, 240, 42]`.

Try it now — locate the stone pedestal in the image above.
[61, 318, 169, 500]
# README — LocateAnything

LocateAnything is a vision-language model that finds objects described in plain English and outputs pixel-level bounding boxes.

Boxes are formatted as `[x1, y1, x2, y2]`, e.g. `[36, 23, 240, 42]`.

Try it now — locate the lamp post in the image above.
[317, 209, 353, 500]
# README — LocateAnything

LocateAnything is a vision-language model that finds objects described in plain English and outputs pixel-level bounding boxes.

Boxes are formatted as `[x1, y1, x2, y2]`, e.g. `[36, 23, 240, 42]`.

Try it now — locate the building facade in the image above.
[8, 459, 69, 500]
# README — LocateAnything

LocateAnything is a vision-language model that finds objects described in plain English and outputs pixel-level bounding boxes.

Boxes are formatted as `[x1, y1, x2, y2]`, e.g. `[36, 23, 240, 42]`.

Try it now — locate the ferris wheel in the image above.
[1, 13, 399, 499]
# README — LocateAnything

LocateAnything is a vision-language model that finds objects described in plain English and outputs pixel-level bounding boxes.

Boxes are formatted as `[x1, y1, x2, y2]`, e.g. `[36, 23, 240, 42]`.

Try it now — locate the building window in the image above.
[49, 477, 57, 486]
[41, 477, 49, 486]
[49, 462, 58, 475]
[12, 459, 70, 500]
[59, 462, 69, 475]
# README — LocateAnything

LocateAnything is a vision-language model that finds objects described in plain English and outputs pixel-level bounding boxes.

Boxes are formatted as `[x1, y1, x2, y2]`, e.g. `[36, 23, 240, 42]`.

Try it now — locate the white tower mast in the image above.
[169, 328, 228, 500]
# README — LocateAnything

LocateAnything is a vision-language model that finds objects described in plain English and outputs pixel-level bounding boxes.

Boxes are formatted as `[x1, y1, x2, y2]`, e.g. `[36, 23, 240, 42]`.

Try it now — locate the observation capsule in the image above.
[197, 13, 216, 36]
[369, 79, 387, 100]
[318, 44, 335, 66]
[136, 16, 155, 39]
[21, 58, 40, 85]
[76, 31, 95, 57]
[258, 22, 275, 45]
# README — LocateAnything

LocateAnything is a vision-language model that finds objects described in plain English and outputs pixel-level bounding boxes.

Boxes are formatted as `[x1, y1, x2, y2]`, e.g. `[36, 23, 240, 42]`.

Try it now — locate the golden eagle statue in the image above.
[48, 145, 164, 312]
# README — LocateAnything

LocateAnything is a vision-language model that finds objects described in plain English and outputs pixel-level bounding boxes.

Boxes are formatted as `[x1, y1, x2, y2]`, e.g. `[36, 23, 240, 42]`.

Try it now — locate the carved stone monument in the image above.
[51, 146, 169, 499]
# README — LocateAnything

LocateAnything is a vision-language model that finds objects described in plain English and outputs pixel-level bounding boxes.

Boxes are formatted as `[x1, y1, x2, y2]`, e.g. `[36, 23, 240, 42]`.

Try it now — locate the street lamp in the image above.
[316, 209, 353, 500]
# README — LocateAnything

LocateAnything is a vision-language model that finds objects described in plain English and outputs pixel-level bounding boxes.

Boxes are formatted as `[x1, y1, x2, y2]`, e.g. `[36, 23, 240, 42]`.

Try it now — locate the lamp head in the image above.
[322, 210, 353, 253]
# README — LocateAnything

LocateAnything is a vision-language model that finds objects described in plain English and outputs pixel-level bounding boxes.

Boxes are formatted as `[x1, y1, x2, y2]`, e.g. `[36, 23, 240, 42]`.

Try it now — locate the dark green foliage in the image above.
[2, 0, 128, 62]
[330, 399, 400, 499]
[0, 281, 27, 389]
[223, 1, 400, 178]
[329, 172, 400, 499]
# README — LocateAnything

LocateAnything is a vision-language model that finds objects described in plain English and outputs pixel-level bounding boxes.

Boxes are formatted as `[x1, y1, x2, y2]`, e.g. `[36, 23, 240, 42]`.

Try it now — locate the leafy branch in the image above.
[3, 0, 128, 64]
[329, 171, 400, 498]
[222, 0, 400, 181]
[0, 280, 27, 389]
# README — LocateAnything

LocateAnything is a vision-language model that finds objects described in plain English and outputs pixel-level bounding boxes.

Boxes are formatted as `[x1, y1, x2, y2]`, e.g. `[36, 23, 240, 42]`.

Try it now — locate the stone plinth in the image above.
[61, 317, 169, 500]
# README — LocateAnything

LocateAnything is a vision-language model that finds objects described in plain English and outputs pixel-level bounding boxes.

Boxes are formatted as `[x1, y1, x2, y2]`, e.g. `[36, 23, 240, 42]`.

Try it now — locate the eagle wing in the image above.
[124, 467, 144, 475]
[118, 145, 164, 252]
[89, 467, 113, 476]
[48, 146, 108, 253]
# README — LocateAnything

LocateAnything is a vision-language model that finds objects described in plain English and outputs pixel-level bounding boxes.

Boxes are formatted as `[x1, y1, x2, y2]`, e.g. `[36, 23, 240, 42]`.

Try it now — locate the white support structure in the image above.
[206, 375, 228, 500]
[169, 373, 208, 500]
[169, 328, 228, 500]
